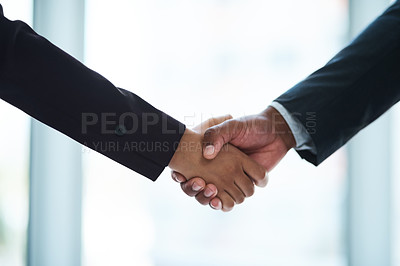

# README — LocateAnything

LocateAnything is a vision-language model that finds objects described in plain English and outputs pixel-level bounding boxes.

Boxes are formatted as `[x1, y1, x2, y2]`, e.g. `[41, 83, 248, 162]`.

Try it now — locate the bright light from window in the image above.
[83, 0, 348, 265]
[0, 2, 32, 266]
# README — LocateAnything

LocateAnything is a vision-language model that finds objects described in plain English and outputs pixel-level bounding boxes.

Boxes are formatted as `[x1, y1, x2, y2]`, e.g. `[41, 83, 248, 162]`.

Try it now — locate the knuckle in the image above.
[223, 166, 234, 175]
[203, 128, 216, 141]
[206, 184, 218, 195]
[222, 163, 237, 174]
[192, 177, 205, 187]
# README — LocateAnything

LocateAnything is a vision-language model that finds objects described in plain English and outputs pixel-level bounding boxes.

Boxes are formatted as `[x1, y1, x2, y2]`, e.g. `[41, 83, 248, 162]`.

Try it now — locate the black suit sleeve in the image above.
[275, 1, 400, 165]
[0, 6, 185, 181]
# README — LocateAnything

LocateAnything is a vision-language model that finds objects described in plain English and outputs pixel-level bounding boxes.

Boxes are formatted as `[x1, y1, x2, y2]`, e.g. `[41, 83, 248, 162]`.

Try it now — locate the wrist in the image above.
[168, 129, 203, 176]
[262, 106, 296, 151]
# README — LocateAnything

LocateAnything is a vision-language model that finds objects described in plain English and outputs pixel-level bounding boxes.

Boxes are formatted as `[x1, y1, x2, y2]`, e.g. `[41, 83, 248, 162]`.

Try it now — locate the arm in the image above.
[175, 0, 400, 208]
[0, 6, 183, 180]
[0, 6, 268, 211]
[275, 0, 400, 165]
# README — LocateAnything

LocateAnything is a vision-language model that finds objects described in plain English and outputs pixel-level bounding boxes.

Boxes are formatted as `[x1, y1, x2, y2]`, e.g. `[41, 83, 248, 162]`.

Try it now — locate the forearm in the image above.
[0, 8, 185, 180]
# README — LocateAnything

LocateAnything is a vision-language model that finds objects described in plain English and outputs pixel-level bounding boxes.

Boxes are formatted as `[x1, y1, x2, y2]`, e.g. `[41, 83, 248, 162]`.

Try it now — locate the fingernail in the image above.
[172, 173, 182, 183]
[210, 201, 222, 210]
[176, 175, 185, 183]
[204, 145, 215, 156]
[204, 188, 214, 197]
[192, 182, 202, 191]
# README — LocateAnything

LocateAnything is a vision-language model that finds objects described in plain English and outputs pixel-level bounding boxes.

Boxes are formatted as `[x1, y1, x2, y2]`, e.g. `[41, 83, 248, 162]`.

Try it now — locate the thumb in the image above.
[202, 119, 241, 160]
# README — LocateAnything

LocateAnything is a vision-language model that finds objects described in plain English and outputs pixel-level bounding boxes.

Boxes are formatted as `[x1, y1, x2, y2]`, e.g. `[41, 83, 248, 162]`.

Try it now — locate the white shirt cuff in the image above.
[270, 101, 317, 154]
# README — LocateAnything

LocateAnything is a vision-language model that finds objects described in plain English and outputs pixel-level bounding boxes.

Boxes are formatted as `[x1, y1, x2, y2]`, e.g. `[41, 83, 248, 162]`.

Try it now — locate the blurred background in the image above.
[0, 0, 399, 265]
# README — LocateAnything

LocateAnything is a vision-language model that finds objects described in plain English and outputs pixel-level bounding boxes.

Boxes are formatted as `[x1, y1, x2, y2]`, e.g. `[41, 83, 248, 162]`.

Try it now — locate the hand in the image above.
[169, 128, 267, 212]
[171, 115, 233, 210]
[203, 106, 296, 170]
[176, 106, 296, 209]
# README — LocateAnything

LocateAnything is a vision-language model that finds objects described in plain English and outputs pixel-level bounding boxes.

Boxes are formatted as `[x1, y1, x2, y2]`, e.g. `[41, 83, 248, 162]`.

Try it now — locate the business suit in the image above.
[275, 0, 400, 165]
[0, 4, 185, 181]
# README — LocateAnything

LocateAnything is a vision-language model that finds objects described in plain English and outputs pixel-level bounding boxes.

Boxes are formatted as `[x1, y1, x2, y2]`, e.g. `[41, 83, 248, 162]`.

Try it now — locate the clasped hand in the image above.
[169, 107, 296, 212]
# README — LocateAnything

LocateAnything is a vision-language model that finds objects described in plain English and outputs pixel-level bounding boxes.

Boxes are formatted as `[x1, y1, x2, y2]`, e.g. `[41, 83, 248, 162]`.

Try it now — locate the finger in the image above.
[193, 114, 233, 133]
[218, 191, 235, 212]
[180, 178, 206, 197]
[242, 158, 269, 188]
[234, 174, 255, 197]
[226, 185, 245, 205]
[248, 152, 283, 173]
[194, 184, 218, 205]
[171, 171, 187, 183]
[210, 197, 222, 210]
[206, 115, 233, 128]
[203, 120, 242, 160]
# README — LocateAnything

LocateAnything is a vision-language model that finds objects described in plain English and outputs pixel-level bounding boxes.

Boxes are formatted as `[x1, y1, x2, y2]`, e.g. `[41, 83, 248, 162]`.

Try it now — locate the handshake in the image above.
[168, 106, 296, 212]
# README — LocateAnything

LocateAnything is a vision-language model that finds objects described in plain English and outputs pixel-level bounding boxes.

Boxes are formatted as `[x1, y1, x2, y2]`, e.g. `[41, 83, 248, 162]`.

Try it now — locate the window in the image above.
[83, 0, 348, 265]
[393, 104, 400, 266]
[0, 2, 32, 265]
